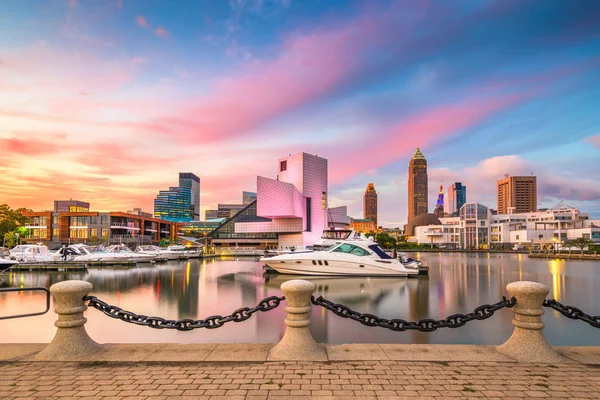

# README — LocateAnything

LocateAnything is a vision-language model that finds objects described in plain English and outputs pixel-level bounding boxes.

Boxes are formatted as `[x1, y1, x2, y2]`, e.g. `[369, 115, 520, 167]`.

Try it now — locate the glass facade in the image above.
[179, 172, 200, 220]
[460, 203, 489, 249]
[210, 201, 276, 240]
[154, 186, 194, 222]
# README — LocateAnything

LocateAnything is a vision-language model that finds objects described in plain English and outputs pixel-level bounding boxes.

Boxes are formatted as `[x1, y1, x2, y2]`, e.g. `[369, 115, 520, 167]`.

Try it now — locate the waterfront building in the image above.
[154, 186, 194, 222]
[410, 203, 598, 250]
[433, 183, 444, 218]
[179, 218, 226, 238]
[497, 175, 537, 214]
[206, 152, 335, 249]
[363, 183, 378, 227]
[408, 148, 428, 225]
[54, 199, 89, 212]
[349, 218, 376, 234]
[21, 210, 179, 248]
[205, 192, 257, 220]
[444, 182, 467, 216]
[179, 173, 200, 220]
[327, 206, 351, 229]
[404, 213, 442, 237]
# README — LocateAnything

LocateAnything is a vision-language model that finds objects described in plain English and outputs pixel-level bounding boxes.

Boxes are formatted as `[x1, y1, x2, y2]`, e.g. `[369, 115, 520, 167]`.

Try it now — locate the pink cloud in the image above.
[155, 27, 168, 37]
[328, 92, 528, 184]
[137, 16, 150, 28]
[587, 134, 600, 148]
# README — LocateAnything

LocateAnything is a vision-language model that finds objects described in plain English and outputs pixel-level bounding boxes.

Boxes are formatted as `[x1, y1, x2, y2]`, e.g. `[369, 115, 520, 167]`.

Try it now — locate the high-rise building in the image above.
[408, 147, 428, 224]
[445, 182, 467, 216]
[363, 183, 378, 227]
[433, 183, 444, 217]
[243, 191, 257, 205]
[179, 173, 200, 220]
[497, 175, 537, 214]
[154, 186, 194, 222]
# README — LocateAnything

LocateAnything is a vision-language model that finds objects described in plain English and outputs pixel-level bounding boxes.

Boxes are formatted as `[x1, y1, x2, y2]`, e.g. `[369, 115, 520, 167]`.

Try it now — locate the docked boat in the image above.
[135, 245, 178, 261]
[9, 245, 54, 263]
[0, 257, 19, 270]
[260, 241, 419, 277]
[167, 245, 190, 259]
[311, 229, 372, 251]
[73, 245, 154, 263]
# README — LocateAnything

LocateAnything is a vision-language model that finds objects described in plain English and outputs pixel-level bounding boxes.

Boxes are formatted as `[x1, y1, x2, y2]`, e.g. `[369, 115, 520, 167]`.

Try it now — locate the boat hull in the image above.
[261, 258, 417, 277]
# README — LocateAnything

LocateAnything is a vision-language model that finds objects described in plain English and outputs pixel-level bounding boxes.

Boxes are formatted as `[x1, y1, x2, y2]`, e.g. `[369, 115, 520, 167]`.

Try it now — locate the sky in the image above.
[1, 0, 599, 227]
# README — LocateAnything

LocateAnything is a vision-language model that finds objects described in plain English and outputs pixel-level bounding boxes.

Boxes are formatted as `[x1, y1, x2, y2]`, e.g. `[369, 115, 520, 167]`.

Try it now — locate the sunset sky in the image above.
[1, 0, 599, 227]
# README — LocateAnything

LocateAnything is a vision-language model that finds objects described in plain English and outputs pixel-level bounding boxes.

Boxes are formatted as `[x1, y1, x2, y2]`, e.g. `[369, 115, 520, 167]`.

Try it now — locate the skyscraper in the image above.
[433, 183, 444, 217]
[445, 182, 467, 216]
[154, 186, 194, 222]
[497, 175, 537, 214]
[179, 173, 200, 220]
[408, 147, 428, 224]
[363, 183, 378, 227]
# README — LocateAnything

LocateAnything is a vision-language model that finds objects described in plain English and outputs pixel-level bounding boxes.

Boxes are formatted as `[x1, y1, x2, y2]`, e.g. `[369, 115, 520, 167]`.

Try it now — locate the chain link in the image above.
[83, 295, 285, 331]
[543, 299, 600, 329]
[311, 295, 515, 332]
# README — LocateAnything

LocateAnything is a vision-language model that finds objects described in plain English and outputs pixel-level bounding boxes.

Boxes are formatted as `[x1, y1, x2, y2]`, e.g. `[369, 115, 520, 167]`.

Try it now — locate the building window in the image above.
[90, 216, 98, 224]
[101, 215, 109, 224]
[280, 160, 287, 172]
[305, 198, 312, 232]
[52, 216, 59, 225]
[101, 228, 108, 238]
[90, 228, 98, 237]
[52, 228, 59, 238]
[516, 235, 519, 240]
[321, 191, 327, 210]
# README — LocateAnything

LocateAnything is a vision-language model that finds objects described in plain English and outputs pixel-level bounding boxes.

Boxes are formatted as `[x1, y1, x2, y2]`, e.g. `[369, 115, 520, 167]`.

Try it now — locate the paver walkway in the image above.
[1, 359, 599, 399]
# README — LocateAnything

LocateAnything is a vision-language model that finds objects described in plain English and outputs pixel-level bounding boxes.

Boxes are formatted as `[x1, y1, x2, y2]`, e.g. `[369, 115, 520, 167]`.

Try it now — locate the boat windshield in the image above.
[368, 245, 393, 259]
[321, 230, 352, 240]
[139, 245, 159, 251]
[330, 243, 370, 256]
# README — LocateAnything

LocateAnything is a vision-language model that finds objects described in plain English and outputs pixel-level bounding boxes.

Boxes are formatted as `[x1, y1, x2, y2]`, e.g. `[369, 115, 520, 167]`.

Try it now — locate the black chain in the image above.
[543, 299, 600, 329]
[311, 295, 515, 332]
[83, 295, 285, 331]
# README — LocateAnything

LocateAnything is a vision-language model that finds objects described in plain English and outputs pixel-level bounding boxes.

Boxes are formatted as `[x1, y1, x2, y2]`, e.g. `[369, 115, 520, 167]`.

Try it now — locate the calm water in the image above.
[1, 253, 599, 345]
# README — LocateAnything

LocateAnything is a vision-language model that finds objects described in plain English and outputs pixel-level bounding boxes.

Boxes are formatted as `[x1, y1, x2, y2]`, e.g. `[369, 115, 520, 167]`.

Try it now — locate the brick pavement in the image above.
[0, 360, 599, 399]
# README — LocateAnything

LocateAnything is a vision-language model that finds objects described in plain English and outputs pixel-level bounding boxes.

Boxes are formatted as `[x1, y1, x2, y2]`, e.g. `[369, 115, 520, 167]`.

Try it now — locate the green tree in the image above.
[375, 232, 396, 249]
[159, 238, 171, 247]
[0, 204, 29, 242]
[88, 235, 100, 245]
[566, 237, 594, 253]
[3, 232, 17, 248]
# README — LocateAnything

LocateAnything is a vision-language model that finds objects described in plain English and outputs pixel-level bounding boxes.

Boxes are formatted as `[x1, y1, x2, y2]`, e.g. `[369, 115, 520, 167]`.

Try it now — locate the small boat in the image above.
[9, 245, 54, 263]
[397, 252, 423, 269]
[73, 245, 154, 263]
[135, 245, 177, 261]
[167, 245, 190, 259]
[0, 257, 19, 270]
[260, 241, 419, 277]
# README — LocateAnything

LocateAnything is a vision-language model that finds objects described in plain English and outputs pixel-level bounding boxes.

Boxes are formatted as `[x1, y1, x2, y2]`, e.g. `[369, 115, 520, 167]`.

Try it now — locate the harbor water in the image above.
[1, 253, 598, 345]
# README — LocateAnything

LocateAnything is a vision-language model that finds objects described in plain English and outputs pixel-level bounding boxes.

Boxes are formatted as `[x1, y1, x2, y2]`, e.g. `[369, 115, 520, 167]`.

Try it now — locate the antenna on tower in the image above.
[505, 174, 509, 178]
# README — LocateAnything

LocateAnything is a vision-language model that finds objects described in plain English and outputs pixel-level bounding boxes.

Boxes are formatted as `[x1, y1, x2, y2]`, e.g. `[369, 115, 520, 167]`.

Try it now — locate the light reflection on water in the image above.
[0, 253, 598, 345]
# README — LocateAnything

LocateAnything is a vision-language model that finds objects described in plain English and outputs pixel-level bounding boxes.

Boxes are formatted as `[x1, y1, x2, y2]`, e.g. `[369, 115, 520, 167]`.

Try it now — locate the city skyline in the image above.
[1, 0, 600, 227]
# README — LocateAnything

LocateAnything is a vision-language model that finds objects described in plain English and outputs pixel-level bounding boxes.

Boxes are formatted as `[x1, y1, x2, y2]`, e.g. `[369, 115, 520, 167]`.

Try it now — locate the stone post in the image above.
[496, 281, 566, 363]
[34, 280, 103, 360]
[268, 280, 327, 361]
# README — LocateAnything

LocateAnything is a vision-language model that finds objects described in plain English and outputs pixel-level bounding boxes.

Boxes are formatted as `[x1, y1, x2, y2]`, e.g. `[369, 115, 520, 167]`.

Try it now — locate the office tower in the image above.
[497, 175, 537, 214]
[408, 147, 428, 224]
[363, 183, 378, 227]
[445, 182, 467, 216]
[433, 183, 444, 217]
[179, 173, 200, 220]
[154, 186, 194, 222]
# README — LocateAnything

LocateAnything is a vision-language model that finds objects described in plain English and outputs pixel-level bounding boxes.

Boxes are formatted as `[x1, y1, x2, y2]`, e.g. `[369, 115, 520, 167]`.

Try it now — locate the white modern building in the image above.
[233, 152, 332, 248]
[412, 203, 599, 250]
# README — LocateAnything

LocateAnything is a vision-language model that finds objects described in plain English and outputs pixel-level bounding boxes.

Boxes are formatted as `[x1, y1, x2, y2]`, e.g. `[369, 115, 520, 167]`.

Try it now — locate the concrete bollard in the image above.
[496, 281, 566, 363]
[268, 279, 327, 361]
[34, 280, 103, 360]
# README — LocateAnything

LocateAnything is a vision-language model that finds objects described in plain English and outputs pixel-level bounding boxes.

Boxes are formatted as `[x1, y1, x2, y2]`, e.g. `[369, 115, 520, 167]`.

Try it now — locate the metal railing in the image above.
[0, 287, 51, 320]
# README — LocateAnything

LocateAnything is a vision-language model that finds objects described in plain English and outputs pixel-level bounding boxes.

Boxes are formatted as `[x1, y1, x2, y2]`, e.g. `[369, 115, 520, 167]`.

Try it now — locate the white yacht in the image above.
[311, 229, 370, 250]
[167, 245, 190, 259]
[9, 245, 54, 263]
[73, 245, 154, 263]
[135, 245, 178, 261]
[261, 241, 419, 277]
[0, 257, 19, 269]
[105, 245, 155, 263]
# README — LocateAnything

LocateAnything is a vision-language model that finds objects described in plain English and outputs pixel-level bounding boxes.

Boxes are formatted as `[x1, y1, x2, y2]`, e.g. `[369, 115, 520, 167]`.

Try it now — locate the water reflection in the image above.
[0, 254, 598, 345]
